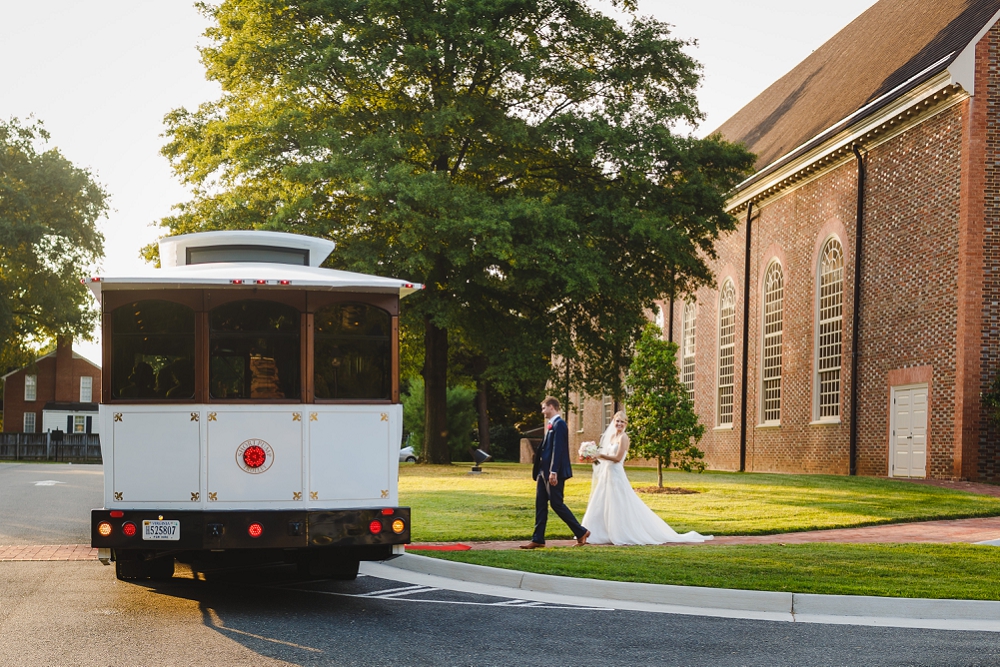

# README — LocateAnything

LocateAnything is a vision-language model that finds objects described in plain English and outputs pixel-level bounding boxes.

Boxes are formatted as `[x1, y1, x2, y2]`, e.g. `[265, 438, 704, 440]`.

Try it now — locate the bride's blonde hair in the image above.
[613, 410, 628, 424]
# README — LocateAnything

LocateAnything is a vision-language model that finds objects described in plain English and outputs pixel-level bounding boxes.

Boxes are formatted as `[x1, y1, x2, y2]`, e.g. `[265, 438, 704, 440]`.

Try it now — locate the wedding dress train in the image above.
[581, 437, 712, 545]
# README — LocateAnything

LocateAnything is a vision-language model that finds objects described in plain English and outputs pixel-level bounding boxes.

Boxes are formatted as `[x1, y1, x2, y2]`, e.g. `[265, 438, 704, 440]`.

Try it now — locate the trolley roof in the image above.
[86, 231, 423, 303]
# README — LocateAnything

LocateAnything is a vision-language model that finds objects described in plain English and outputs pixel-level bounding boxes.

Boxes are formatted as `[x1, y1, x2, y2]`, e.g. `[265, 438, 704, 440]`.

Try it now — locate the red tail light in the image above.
[122, 522, 137, 537]
[255, 279, 267, 284]
[110, 510, 124, 518]
[369, 520, 383, 534]
[279, 280, 290, 285]
[248, 523, 263, 538]
[380, 508, 393, 516]
[231, 279, 243, 285]
[243, 445, 266, 468]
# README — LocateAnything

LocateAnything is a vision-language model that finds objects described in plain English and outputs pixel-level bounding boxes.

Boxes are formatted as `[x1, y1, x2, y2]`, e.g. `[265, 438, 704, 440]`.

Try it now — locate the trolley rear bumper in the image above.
[91, 507, 411, 553]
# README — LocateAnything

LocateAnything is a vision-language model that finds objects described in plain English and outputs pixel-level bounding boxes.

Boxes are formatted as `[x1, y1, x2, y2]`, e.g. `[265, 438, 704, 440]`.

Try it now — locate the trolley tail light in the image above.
[279, 280, 290, 285]
[368, 520, 383, 534]
[248, 523, 264, 538]
[391, 519, 405, 534]
[380, 508, 393, 516]
[255, 279, 267, 284]
[97, 521, 113, 537]
[231, 279, 243, 285]
[122, 521, 137, 537]
[110, 510, 124, 518]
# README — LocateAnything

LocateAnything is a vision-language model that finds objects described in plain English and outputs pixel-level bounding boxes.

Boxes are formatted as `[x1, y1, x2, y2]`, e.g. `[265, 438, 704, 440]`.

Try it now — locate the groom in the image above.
[521, 396, 589, 549]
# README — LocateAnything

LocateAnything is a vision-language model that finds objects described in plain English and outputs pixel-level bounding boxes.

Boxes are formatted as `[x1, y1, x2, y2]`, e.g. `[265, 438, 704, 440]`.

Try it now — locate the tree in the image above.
[157, 0, 755, 463]
[625, 323, 705, 487]
[0, 118, 107, 367]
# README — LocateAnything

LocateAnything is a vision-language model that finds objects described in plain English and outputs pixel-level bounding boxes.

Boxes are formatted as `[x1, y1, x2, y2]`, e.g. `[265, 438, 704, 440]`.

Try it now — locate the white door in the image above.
[309, 409, 392, 503]
[206, 409, 303, 503]
[891, 385, 927, 478]
[113, 410, 201, 503]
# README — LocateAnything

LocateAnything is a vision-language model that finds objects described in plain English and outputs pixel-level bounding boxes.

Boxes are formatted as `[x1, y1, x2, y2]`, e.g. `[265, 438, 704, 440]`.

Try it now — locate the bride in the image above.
[581, 411, 712, 545]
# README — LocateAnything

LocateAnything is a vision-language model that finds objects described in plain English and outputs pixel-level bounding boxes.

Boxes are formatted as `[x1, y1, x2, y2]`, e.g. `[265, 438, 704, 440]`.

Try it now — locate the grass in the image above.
[419, 543, 1000, 600]
[399, 463, 1000, 542]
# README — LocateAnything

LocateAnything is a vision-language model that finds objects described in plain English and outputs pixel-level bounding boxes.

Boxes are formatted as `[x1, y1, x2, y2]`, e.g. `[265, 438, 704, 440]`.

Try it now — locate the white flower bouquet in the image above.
[578, 441, 599, 463]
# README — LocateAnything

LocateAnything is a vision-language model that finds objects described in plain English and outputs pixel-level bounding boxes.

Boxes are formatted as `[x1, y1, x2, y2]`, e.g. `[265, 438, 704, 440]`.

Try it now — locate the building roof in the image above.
[42, 402, 98, 412]
[1, 350, 100, 380]
[714, 0, 1000, 172]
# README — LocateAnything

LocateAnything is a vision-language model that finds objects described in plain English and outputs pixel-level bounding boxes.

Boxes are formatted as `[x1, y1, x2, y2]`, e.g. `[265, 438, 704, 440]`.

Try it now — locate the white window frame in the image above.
[24, 375, 37, 402]
[73, 415, 87, 433]
[80, 376, 93, 403]
[681, 299, 697, 400]
[716, 280, 737, 427]
[814, 237, 844, 422]
[760, 261, 784, 426]
[575, 394, 586, 433]
[23, 412, 36, 433]
[602, 394, 614, 430]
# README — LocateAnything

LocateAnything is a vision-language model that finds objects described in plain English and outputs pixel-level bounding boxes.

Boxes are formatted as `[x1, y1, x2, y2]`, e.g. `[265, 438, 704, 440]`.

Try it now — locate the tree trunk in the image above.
[657, 458, 663, 488]
[423, 316, 450, 463]
[476, 381, 490, 453]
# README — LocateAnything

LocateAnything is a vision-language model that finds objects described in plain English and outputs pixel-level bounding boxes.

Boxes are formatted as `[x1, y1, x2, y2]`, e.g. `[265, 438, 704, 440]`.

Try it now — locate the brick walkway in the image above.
[0, 545, 98, 561]
[406, 516, 1000, 551]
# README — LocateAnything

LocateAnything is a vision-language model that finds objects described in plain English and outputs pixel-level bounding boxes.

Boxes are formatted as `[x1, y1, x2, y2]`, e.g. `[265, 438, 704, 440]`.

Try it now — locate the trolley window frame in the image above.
[102, 289, 399, 405]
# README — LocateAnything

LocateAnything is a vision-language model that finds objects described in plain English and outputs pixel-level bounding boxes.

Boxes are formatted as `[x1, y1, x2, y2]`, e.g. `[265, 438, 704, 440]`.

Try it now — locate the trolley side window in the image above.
[209, 300, 301, 400]
[314, 303, 391, 400]
[112, 300, 196, 400]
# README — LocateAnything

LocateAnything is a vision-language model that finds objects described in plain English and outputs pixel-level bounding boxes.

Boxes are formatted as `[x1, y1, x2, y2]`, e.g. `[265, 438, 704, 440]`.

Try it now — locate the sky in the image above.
[1, 0, 879, 365]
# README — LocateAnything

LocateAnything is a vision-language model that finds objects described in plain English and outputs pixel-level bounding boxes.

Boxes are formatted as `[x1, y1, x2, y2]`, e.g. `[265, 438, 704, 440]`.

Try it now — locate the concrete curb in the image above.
[375, 554, 1000, 631]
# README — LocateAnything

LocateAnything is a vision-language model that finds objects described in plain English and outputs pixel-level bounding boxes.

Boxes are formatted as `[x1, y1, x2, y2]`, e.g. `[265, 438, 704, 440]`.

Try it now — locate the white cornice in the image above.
[726, 71, 968, 213]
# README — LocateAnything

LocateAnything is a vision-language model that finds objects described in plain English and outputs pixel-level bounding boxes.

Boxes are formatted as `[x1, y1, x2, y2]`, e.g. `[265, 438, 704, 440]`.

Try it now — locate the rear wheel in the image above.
[405, 456, 416, 463]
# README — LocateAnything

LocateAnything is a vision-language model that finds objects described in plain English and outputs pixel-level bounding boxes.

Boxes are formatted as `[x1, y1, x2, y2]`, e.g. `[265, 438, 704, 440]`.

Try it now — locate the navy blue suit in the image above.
[531, 416, 586, 543]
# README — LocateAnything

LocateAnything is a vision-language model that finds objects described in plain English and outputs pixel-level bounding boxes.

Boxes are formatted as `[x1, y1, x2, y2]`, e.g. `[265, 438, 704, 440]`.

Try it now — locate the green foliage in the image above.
[486, 424, 523, 462]
[425, 544, 1000, 601]
[157, 0, 755, 461]
[625, 323, 705, 480]
[399, 464, 1000, 542]
[402, 377, 478, 460]
[0, 118, 107, 362]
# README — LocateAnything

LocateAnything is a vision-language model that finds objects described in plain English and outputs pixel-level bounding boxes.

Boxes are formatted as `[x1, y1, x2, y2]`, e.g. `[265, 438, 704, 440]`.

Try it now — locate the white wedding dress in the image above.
[581, 432, 712, 545]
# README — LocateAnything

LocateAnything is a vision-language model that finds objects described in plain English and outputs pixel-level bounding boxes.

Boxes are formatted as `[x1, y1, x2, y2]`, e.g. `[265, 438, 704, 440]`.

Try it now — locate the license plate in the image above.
[142, 520, 180, 541]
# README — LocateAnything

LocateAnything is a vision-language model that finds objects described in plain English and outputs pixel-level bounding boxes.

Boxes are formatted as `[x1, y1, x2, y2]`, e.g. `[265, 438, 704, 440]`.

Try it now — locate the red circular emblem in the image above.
[236, 439, 274, 474]
[243, 445, 267, 468]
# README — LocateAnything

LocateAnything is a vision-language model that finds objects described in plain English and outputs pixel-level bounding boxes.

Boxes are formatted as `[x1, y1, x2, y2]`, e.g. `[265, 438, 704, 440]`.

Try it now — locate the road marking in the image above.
[33, 480, 66, 486]
[270, 583, 611, 610]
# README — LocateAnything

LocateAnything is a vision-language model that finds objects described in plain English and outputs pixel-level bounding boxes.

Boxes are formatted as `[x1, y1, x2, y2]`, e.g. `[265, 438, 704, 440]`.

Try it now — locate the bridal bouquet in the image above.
[578, 441, 600, 463]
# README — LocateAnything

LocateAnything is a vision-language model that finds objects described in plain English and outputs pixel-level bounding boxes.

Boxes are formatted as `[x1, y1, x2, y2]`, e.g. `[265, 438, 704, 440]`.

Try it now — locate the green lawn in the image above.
[399, 463, 1000, 542]
[420, 543, 1000, 600]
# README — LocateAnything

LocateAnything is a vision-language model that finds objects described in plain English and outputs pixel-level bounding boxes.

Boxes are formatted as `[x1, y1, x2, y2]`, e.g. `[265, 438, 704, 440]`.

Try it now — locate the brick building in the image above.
[2, 337, 102, 435]
[571, 0, 1000, 481]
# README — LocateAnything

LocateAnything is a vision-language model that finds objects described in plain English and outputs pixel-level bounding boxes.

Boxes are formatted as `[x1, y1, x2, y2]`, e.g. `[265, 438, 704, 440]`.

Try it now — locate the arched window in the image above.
[112, 300, 195, 400]
[761, 261, 784, 424]
[209, 300, 300, 400]
[817, 238, 844, 419]
[314, 303, 391, 400]
[681, 300, 697, 400]
[717, 281, 736, 427]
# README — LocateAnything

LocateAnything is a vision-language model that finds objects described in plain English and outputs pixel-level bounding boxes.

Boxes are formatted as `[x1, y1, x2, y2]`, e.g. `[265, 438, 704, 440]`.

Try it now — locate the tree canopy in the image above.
[157, 0, 754, 462]
[0, 118, 107, 371]
[625, 323, 705, 486]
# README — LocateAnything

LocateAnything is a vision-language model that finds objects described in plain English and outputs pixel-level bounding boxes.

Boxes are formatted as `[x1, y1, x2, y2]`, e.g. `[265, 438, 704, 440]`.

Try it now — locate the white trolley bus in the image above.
[89, 231, 418, 580]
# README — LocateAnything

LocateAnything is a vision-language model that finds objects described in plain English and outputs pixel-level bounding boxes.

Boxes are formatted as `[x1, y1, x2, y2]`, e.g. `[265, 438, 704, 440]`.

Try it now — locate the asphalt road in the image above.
[1, 462, 999, 666]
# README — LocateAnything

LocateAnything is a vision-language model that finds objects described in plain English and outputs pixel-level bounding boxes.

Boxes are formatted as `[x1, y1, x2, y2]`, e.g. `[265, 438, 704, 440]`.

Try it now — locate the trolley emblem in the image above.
[236, 438, 275, 474]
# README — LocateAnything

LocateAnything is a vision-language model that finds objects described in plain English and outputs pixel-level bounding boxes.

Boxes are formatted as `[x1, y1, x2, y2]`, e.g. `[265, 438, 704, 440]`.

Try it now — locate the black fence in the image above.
[0, 433, 102, 463]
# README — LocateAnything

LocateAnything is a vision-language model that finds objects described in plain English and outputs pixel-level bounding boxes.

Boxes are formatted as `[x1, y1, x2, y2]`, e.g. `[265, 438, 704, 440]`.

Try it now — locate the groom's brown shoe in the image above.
[575, 530, 590, 546]
[519, 542, 545, 549]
